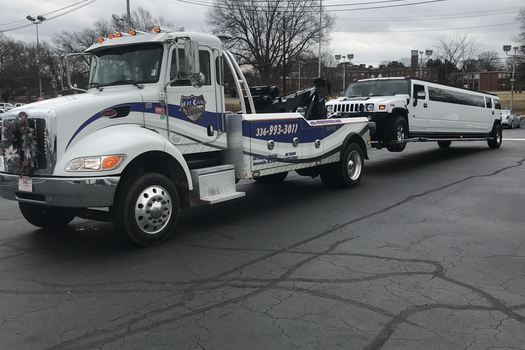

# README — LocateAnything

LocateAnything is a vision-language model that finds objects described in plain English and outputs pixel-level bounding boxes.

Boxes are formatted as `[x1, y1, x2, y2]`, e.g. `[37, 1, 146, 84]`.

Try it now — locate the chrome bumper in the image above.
[0, 173, 120, 207]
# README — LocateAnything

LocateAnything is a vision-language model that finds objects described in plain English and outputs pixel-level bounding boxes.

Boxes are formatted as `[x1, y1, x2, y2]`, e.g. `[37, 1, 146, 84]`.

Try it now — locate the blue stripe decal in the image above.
[67, 102, 350, 149]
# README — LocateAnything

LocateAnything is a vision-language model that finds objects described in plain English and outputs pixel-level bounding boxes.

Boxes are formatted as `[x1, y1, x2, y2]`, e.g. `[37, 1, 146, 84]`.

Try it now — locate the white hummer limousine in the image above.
[326, 77, 503, 152]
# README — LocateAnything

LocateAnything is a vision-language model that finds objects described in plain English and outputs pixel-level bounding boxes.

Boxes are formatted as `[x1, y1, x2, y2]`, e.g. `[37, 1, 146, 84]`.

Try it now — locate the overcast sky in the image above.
[1, 0, 523, 66]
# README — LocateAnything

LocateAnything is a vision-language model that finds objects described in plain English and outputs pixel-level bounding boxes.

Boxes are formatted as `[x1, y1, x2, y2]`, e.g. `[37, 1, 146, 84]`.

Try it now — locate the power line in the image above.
[0, 0, 96, 28]
[336, 8, 523, 21]
[335, 21, 520, 33]
[0, 0, 98, 33]
[173, 0, 448, 12]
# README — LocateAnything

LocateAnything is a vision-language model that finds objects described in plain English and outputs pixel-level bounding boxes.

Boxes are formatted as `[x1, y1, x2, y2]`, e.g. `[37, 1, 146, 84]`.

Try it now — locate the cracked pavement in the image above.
[1, 128, 525, 349]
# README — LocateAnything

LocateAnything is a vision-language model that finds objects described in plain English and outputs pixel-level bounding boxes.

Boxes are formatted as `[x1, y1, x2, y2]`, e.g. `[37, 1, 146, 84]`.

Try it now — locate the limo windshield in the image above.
[345, 79, 410, 98]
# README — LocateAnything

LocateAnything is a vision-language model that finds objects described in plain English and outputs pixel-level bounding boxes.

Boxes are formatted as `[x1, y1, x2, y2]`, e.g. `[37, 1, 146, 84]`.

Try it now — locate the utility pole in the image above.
[282, 14, 286, 95]
[318, 0, 322, 77]
[298, 60, 301, 91]
[126, 0, 131, 30]
[26, 15, 46, 99]
[503, 45, 525, 111]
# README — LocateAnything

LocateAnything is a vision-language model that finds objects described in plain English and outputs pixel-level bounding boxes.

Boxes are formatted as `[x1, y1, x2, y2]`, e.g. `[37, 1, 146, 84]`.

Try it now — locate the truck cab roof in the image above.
[86, 31, 223, 52]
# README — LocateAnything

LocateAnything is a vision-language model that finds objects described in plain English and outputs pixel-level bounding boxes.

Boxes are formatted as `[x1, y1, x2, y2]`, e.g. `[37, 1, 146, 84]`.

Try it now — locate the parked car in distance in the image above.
[0, 108, 8, 114]
[0, 103, 14, 110]
[501, 110, 520, 129]
[14, 103, 26, 108]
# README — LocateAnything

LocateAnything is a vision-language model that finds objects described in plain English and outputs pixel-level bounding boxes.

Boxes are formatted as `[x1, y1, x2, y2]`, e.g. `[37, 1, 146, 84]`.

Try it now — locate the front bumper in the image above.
[0, 173, 120, 207]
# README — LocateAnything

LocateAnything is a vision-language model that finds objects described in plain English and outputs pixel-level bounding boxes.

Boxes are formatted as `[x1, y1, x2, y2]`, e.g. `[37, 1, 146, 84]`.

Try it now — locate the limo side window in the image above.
[485, 97, 492, 109]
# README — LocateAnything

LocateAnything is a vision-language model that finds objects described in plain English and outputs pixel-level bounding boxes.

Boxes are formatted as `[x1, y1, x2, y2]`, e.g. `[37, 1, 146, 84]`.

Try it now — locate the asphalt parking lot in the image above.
[1, 128, 525, 350]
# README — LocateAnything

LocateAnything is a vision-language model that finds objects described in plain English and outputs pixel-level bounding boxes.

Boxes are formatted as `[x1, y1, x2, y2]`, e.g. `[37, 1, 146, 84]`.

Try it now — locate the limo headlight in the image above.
[366, 104, 374, 112]
[65, 155, 125, 172]
[326, 105, 333, 112]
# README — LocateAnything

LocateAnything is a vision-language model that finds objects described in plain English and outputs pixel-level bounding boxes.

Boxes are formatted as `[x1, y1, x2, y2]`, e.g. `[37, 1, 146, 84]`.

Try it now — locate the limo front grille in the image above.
[332, 103, 364, 113]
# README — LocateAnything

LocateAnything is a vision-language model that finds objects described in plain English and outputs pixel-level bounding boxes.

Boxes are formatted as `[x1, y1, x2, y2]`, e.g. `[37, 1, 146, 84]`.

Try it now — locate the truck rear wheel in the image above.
[19, 203, 75, 229]
[321, 143, 363, 188]
[386, 116, 408, 152]
[437, 140, 452, 149]
[488, 124, 502, 149]
[114, 172, 179, 247]
[254, 172, 288, 184]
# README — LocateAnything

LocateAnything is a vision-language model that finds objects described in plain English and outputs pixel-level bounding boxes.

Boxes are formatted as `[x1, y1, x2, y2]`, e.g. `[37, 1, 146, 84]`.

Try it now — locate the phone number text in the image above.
[255, 123, 299, 137]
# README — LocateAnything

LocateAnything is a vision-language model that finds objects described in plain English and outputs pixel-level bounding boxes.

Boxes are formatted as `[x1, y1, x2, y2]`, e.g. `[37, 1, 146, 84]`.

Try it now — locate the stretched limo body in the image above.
[326, 77, 502, 152]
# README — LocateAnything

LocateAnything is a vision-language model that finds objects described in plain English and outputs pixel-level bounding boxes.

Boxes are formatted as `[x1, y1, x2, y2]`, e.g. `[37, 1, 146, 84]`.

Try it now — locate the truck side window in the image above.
[170, 49, 211, 86]
[413, 84, 426, 99]
[494, 99, 501, 110]
[485, 97, 492, 109]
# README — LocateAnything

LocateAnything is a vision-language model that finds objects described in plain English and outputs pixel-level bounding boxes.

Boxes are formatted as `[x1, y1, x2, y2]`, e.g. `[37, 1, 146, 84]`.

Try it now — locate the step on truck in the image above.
[326, 77, 503, 152]
[0, 29, 372, 246]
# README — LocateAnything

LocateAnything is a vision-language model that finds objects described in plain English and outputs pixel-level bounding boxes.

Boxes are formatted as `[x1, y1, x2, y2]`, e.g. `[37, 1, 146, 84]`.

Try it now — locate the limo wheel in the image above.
[254, 172, 288, 184]
[19, 203, 75, 229]
[114, 172, 179, 247]
[321, 143, 363, 188]
[437, 140, 452, 149]
[488, 124, 503, 149]
[386, 116, 408, 152]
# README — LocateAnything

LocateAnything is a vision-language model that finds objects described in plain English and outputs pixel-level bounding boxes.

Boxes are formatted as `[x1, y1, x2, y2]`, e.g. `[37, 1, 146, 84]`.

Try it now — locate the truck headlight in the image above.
[326, 105, 333, 112]
[65, 155, 125, 172]
[366, 104, 374, 112]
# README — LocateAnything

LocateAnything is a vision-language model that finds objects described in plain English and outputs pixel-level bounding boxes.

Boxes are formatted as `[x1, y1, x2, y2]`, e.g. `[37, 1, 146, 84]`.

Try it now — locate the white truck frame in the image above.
[0, 29, 371, 246]
[326, 77, 503, 152]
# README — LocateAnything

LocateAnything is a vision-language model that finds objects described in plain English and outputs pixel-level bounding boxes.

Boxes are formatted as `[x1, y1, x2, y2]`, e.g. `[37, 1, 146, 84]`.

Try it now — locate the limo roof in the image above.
[356, 77, 498, 97]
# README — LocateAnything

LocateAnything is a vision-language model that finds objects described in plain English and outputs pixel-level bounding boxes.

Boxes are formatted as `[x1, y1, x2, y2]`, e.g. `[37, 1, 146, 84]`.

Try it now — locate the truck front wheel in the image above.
[114, 172, 179, 246]
[321, 143, 363, 188]
[19, 203, 75, 229]
[386, 116, 408, 152]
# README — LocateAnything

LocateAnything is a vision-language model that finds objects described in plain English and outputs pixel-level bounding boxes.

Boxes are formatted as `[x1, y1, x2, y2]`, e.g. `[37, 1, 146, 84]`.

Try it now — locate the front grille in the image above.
[1, 117, 48, 173]
[332, 103, 364, 113]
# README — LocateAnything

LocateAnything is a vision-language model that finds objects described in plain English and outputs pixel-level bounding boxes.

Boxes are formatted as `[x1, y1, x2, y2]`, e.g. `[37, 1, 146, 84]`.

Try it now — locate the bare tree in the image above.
[519, 9, 525, 44]
[435, 34, 479, 70]
[434, 34, 480, 85]
[477, 51, 503, 71]
[207, 0, 334, 82]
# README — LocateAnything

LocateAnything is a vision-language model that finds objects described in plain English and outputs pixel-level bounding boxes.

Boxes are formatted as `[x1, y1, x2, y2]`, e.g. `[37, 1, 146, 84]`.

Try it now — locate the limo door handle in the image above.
[423, 103, 428, 108]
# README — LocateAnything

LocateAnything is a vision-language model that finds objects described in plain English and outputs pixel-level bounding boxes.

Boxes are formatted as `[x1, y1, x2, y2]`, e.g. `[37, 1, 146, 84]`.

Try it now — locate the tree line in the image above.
[1, 4, 525, 102]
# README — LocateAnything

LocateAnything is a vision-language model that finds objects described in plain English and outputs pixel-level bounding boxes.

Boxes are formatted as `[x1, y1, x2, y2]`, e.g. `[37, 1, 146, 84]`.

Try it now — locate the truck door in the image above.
[165, 45, 222, 153]
[409, 83, 428, 133]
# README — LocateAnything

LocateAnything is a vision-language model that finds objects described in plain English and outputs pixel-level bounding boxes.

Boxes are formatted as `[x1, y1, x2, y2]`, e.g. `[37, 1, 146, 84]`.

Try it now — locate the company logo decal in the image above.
[180, 95, 206, 122]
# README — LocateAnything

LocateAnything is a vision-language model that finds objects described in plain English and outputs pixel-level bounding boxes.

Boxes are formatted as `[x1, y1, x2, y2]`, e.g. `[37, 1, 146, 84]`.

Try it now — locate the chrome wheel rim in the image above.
[347, 150, 362, 181]
[134, 185, 172, 235]
[396, 124, 405, 141]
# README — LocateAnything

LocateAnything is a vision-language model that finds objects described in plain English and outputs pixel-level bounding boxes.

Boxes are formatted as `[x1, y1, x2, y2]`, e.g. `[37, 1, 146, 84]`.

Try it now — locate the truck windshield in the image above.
[345, 80, 409, 97]
[89, 43, 163, 87]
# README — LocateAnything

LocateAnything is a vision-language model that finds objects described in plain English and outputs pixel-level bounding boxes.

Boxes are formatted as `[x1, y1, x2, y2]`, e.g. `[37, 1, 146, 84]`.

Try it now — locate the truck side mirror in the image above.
[184, 40, 202, 88]
[417, 91, 426, 99]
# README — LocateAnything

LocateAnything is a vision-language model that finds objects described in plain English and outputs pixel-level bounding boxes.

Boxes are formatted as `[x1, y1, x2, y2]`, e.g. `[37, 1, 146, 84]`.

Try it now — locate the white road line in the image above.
[503, 138, 525, 141]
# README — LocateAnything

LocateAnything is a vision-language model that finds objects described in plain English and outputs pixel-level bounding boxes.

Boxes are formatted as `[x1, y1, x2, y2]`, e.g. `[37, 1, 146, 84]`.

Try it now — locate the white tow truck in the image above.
[0, 29, 372, 246]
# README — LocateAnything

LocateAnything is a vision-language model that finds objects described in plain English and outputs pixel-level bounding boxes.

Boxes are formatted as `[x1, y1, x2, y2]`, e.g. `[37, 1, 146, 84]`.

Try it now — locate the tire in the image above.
[437, 140, 452, 149]
[321, 143, 364, 188]
[488, 124, 502, 149]
[19, 203, 75, 229]
[386, 116, 408, 152]
[114, 172, 179, 247]
[254, 172, 288, 184]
